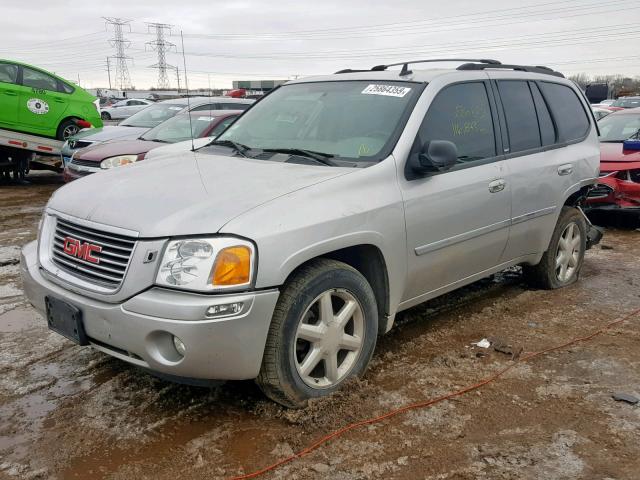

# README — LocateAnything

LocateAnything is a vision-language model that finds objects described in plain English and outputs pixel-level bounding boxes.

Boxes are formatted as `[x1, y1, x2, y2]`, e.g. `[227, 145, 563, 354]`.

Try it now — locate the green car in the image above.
[0, 59, 103, 140]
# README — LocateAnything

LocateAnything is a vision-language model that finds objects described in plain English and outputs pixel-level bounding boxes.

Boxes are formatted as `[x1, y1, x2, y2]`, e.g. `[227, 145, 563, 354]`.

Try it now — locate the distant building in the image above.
[232, 80, 288, 93]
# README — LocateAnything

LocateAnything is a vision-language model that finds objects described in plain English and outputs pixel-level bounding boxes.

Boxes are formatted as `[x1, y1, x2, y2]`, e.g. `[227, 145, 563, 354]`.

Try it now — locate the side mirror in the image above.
[414, 140, 458, 174]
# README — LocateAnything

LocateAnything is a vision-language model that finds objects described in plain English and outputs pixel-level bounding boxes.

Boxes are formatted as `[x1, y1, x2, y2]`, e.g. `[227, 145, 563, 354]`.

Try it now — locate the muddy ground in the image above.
[1, 172, 639, 480]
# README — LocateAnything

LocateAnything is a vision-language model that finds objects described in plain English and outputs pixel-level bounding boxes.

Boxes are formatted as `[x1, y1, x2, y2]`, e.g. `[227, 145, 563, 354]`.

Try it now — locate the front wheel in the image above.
[101, 111, 111, 120]
[256, 259, 378, 408]
[56, 119, 80, 141]
[523, 206, 587, 289]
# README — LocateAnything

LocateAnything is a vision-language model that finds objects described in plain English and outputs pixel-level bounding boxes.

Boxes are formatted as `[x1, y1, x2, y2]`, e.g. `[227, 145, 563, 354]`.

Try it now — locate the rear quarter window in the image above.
[539, 82, 590, 142]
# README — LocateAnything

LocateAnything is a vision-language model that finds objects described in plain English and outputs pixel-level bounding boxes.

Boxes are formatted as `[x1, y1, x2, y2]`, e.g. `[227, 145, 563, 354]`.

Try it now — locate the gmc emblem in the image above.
[63, 237, 102, 264]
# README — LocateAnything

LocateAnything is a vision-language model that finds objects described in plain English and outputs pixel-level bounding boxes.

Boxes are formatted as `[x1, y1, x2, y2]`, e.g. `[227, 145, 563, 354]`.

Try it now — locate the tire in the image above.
[523, 206, 587, 289]
[101, 111, 111, 120]
[56, 119, 80, 141]
[256, 258, 379, 408]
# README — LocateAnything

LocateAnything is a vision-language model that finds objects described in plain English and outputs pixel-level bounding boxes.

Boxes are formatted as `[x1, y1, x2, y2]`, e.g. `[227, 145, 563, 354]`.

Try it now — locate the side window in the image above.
[58, 81, 75, 94]
[22, 67, 58, 92]
[0, 63, 18, 84]
[191, 104, 216, 111]
[219, 103, 247, 110]
[418, 82, 496, 163]
[530, 82, 556, 146]
[539, 82, 590, 142]
[497, 81, 541, 153]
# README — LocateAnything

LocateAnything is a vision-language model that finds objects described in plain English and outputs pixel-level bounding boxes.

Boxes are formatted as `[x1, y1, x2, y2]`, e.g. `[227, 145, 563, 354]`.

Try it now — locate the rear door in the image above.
[399, 80, 511, 304]
[0, 62, 20, 128]
[17, 65, 69, 135]
[492, 77, 594, 260]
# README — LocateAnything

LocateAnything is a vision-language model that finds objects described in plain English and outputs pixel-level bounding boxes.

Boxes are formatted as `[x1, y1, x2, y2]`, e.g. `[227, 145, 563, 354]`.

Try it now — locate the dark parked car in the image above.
[64, 111, 240, 182]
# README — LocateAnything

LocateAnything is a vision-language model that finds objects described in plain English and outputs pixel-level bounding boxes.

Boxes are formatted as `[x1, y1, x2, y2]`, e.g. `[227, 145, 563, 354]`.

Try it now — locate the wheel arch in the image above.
[278, 240, 391, 336]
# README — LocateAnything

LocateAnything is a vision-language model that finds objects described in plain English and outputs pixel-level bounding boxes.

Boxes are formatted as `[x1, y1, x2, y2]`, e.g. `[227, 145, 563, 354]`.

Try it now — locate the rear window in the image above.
[497, 81, 541, 153]
[530, 83, 556, 145]
[539, 82, 590, 142]
[22, 66, 58, 92]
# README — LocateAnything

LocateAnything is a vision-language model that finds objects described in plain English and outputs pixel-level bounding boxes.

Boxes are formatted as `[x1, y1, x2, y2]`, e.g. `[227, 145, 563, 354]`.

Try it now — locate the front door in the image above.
[399, 81, 511, 306]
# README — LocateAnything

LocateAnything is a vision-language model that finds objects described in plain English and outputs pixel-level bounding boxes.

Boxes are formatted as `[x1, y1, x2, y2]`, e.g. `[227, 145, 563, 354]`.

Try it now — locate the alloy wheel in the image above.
[294, 289, 364, 388]
[555, 222, 581, 282]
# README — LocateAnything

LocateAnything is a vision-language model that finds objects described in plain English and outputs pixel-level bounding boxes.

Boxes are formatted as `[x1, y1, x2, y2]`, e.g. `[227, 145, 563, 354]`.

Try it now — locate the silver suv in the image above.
[21, 59, 601, 407]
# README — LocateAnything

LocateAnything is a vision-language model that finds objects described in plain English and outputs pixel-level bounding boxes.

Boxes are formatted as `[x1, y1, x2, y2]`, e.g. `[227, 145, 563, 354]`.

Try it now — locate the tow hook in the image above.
[578, 206, 603, 249]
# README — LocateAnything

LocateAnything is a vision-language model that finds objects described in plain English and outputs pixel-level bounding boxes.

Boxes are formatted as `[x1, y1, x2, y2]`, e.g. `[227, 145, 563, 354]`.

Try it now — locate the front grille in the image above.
[70, 158, 100, 168]
[588, 184, 614, 199]
[51, 218, 136, 289]
[69, 140, 93, 150]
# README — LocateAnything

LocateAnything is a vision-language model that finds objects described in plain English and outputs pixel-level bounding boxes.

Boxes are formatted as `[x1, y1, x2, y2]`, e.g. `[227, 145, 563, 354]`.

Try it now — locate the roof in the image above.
[287, 59, 568, 86]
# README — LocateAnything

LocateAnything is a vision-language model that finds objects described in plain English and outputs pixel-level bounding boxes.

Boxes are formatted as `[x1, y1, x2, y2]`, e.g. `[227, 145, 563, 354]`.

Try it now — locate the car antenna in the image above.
[180, 30, 195, 152]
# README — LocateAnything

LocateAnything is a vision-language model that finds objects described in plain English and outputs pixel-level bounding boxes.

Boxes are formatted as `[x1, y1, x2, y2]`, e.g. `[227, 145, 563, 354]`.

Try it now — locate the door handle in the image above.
[52, 97, 65, 103]
[558, 164, 573, 176]
[488, 179, 506, 193]
[3, 90, 18, 96]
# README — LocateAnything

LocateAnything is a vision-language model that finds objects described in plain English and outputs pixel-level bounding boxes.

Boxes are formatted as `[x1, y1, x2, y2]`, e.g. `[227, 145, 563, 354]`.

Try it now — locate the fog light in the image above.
[172, 335, 186, 356]
[206, 302, 245, 318]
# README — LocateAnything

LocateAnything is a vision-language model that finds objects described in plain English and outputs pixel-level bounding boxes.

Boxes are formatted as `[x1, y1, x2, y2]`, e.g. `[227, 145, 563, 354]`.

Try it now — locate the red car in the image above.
[63, 111, 239, 182]
[587, 108, 640, 212]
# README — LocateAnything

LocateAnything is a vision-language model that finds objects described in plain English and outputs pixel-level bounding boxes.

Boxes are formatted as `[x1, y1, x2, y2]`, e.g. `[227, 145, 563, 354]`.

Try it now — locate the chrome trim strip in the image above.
[414, 218, 512, 256]
[511, 206, 557, 226]
[414, 205, 558, 256]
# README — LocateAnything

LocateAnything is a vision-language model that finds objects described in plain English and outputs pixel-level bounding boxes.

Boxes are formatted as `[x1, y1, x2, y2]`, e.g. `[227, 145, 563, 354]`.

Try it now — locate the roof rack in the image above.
[457, 62, 564, 78]
[334, 58, 563, 78]
[371, 59, 501, 76]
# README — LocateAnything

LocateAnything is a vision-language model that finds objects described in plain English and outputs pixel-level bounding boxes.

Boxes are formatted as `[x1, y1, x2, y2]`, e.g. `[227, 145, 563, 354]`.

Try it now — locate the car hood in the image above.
[48, 152, 354, 237]
[70, 126, 150, 143]
[145, 137, 213, 161]
[74, 139, 160, 162]
[600, 142, 640, 172]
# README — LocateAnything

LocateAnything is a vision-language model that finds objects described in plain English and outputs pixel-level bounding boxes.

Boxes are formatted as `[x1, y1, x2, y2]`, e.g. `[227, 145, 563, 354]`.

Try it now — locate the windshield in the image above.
[214, 81, 420, 163]
[120, 103, 187, 128]
[598, 113, 640, 142]
[611, 98, 640, 108]
[141, 114, 215, 143]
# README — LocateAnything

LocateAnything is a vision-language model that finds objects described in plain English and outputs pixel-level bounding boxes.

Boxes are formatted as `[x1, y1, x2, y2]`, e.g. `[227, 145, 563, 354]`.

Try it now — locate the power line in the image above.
[104, 17, 133, 89]
[145, 22, 176, 89]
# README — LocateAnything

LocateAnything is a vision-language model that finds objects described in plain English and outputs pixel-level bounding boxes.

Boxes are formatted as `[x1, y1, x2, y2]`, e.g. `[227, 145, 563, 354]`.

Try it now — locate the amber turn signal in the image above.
[212, 246, 252, 286]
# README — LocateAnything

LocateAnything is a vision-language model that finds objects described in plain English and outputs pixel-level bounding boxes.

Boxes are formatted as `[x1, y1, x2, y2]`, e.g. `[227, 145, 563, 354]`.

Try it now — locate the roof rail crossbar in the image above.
[371, 58, 502, 76]
[457, 63, 565, 78]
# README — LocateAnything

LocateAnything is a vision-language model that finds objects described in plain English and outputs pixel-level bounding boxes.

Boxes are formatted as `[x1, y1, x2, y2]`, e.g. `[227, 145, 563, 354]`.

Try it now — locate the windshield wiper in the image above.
[262, 148, 338, 166]
[207, 139, 251, 157]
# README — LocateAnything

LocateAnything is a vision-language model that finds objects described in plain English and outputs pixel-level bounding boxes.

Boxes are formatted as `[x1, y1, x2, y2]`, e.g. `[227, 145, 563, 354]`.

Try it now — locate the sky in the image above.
[1, 0, 639, 90]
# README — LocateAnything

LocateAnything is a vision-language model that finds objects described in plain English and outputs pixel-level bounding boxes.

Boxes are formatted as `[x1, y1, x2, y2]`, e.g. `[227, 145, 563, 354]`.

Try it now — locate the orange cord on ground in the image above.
[230, 307, 640, 480]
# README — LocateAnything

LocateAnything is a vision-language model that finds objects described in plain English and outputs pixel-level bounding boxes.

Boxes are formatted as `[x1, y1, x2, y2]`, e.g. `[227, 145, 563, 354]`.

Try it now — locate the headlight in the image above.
[100, 155, 138, 169]
[155, 237, 255, 292]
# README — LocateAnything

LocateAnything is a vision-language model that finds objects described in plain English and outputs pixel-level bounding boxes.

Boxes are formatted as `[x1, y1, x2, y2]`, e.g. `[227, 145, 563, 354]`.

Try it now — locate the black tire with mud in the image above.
[256, 258, 378, 408]
[523, 206, 587, 289]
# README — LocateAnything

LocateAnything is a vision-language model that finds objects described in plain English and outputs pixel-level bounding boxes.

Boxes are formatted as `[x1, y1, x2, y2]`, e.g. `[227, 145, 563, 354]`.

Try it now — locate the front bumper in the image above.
[20, 241, 279, 381]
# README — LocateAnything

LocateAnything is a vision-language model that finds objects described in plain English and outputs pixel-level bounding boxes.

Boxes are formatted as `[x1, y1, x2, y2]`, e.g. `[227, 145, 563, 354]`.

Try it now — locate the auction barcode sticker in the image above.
[361, 84, 412, 97]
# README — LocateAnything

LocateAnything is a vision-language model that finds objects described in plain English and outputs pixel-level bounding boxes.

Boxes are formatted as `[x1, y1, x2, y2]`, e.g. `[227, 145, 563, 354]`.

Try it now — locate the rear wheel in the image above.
[101, 111, 111, 120]
[523, 207, 586, 289]
[57, 119, 80, 141]
[256, 259, 378, 408]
